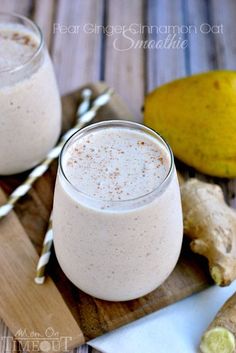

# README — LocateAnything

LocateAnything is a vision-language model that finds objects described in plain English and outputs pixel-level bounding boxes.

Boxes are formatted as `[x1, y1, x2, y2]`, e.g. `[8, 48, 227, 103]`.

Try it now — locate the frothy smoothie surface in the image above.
[0, 25, 38, 71]
[62, 126, 170, 201]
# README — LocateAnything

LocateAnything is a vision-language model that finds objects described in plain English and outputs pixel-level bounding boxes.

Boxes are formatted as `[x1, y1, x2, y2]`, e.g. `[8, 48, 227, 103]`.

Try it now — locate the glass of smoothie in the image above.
[53, 120, 183, 301]
[0, 12, 61, 175]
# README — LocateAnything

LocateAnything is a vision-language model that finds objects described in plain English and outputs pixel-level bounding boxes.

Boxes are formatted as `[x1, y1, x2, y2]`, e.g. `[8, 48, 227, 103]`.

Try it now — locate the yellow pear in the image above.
[144, 70, 236, 178]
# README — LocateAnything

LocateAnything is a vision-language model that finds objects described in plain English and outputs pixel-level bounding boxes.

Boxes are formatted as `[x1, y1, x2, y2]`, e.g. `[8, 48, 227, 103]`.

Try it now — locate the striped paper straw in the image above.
[34, 88, 93, 284]
[0, 87, 114, 220]
[34, 213, 53, 284]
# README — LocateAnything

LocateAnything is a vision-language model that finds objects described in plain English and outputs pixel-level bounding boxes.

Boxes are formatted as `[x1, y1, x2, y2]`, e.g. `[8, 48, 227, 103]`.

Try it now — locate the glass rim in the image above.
[59, 120, 174, 205]
[0, 11, 44, 74]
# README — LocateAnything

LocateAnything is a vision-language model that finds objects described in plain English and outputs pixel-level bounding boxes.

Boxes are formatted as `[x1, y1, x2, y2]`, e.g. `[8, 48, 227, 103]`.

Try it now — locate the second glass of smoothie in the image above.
[0, 12, 61, 175]
[53, 120, 183, 301]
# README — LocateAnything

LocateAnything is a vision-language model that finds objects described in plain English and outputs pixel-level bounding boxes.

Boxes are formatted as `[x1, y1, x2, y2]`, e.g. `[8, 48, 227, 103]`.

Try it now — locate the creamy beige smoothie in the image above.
[0, 13, 61, 174]
[53, 121, 183, 301]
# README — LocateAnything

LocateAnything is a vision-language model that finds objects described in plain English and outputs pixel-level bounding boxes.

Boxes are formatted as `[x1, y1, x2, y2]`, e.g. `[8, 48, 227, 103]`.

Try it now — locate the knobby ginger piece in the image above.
[181, 179, 236, 286]
[200, 291, 236, 353]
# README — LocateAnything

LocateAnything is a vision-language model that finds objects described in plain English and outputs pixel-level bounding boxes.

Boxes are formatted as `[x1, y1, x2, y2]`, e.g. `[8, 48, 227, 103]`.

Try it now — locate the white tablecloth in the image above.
[89, 282, 236, 353]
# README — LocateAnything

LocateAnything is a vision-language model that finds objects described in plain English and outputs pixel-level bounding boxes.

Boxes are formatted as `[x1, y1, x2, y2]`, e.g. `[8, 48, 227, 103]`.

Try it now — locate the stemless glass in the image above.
[0, 12, 61, 175]
[53, 121, 183, 301]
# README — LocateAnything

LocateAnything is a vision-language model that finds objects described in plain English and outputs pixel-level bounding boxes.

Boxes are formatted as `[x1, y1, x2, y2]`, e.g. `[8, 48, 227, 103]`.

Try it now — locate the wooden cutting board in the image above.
[0, 82, 212, 351]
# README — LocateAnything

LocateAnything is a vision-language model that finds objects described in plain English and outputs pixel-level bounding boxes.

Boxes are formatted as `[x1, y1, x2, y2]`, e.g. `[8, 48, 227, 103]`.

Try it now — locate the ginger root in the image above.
[181, 179, 236, 286]
[200, 291, 236, 353]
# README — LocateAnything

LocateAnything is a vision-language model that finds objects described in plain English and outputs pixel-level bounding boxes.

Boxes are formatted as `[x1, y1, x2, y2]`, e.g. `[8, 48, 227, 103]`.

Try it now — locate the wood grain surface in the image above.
[0, 1, 236, 353]
[0, 190, 84, 352]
